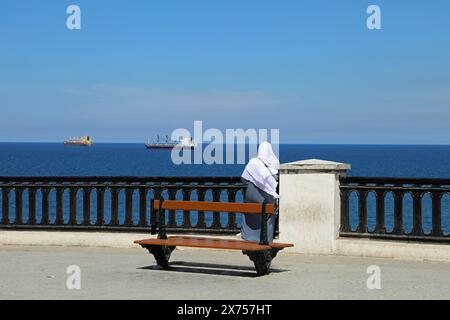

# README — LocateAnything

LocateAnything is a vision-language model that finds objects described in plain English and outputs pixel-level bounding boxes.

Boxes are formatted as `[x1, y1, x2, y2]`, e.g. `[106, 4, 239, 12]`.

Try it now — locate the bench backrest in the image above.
[153, 200, 275, 215]
[151, 199, 276, 245]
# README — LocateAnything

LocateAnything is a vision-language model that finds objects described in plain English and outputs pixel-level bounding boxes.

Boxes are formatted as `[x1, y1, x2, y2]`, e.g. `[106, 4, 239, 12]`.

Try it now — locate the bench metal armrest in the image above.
[259, 200, 268, 246]
[157, 197, 167, 239]
[150, 198, 157, 235]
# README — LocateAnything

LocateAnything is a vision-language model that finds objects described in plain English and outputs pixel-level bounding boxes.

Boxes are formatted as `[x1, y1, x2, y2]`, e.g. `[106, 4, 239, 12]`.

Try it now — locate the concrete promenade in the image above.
[1, 245, 449, 300]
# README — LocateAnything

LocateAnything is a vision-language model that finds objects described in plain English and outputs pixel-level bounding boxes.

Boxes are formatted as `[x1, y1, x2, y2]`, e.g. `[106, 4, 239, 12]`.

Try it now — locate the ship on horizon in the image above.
[145, 135, 197, 149]
[63, 136, 92, 146]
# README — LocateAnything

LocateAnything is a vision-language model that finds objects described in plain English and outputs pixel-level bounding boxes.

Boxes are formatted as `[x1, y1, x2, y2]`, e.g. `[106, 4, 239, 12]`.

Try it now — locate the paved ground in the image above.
[0, 245, 449, 299]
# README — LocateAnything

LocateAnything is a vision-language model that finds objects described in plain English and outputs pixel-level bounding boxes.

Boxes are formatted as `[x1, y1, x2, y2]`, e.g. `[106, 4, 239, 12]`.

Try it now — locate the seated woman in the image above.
[240, 141, 279, 243]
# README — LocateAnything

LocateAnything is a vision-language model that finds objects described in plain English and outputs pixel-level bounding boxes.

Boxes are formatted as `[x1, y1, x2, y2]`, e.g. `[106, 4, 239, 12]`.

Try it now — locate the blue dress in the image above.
[240, 178, 277, 243]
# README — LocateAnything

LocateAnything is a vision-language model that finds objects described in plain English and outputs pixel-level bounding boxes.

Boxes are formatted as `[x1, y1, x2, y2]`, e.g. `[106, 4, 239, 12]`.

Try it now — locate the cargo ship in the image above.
[145, 135, 197, 149]
[63, 136, 93, 146]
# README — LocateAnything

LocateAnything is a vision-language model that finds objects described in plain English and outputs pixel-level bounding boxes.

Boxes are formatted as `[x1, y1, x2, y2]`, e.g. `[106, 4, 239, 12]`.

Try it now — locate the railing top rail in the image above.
[340, 176, 450, 185]
[0, 176, 243, 183]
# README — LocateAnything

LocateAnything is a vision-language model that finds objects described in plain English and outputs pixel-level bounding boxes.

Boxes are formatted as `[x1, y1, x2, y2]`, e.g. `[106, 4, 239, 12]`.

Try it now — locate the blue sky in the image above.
[0, 0, 449, 143]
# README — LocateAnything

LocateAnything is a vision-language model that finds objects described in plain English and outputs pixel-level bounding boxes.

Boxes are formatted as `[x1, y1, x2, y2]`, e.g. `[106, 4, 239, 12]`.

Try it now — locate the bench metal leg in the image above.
[270, 248, 281, 259]
[143, 245, 176, 268]
[242, 250, 273, 276]
[243, 248, 282, 276]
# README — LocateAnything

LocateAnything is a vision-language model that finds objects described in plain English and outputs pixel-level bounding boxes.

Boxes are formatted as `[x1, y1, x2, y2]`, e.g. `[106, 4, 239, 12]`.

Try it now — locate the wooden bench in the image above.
[134, 198, 293, 276]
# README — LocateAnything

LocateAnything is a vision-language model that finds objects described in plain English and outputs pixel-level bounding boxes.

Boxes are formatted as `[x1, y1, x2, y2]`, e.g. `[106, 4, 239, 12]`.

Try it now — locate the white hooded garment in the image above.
[241, 142, 280, 199]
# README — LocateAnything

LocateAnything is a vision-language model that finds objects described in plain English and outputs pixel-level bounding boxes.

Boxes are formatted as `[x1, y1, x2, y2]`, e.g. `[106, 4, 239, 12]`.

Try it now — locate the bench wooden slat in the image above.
[135, 238, 270, 251]
[134, 236, 293, 251]
[153, 200, 275, 214]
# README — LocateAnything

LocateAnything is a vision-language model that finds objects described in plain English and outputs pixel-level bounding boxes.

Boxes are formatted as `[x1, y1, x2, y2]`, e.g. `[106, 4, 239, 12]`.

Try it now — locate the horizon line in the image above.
[0, 141, 450, 146]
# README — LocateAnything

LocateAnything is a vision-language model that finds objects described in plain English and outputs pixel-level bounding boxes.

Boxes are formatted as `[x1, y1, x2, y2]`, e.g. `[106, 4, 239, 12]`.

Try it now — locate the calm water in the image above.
[1, 143, 450, 177]
[0, 143, 449, 233]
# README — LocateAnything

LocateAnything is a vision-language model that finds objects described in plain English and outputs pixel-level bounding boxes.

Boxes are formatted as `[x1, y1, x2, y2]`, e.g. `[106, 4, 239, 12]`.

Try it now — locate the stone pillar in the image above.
[278, 159, 351, 254]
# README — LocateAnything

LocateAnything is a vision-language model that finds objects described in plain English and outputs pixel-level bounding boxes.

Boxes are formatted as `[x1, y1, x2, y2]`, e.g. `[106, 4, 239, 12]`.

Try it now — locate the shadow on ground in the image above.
[138, 261, 289, 278]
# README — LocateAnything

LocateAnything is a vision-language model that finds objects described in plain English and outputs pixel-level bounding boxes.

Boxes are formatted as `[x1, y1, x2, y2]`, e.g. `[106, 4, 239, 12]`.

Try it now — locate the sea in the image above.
[0, 143, 449, 233]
